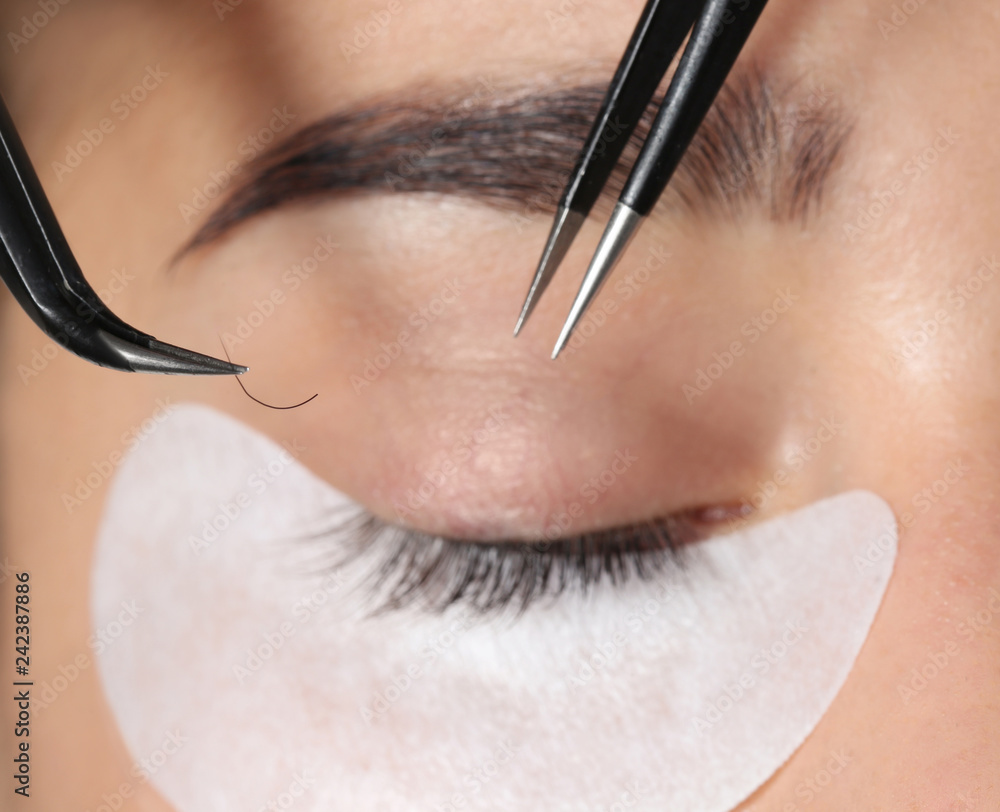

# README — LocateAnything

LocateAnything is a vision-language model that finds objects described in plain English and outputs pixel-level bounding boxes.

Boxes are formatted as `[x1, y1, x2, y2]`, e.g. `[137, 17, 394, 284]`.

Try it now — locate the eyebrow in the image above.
[180, 66, 853, 255]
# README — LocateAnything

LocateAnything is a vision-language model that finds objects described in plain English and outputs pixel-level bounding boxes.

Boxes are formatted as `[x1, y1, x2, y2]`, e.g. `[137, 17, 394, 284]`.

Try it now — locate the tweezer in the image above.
[515, 0, 770, 358]
[0, 94, 246, 375]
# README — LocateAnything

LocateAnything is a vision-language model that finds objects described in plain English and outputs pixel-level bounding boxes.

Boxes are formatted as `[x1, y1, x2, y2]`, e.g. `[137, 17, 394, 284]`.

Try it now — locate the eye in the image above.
[299, 505, 750, 617]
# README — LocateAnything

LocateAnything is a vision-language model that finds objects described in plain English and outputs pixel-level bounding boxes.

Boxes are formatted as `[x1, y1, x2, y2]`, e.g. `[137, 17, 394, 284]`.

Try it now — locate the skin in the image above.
[1, 0, 999, 808]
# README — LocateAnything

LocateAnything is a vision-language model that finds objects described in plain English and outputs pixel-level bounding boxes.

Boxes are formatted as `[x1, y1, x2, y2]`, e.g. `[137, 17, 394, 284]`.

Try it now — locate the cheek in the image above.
[90, 404, 897, 811]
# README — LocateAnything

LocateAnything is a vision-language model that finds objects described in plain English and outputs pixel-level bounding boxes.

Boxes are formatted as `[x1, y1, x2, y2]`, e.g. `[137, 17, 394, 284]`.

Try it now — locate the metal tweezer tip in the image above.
[513, 206, 586, 337]
[103, 332, 249, 376]
[551, 202, 643, 359]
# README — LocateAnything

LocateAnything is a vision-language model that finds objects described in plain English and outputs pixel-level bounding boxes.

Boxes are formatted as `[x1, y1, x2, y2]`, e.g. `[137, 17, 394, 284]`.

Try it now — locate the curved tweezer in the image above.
[515, 0, 770, 358]
[0, 95, 246, 375]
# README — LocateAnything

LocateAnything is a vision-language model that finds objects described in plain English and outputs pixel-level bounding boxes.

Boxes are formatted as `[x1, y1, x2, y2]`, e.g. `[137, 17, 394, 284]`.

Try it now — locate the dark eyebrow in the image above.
[179, 66, 852, 256]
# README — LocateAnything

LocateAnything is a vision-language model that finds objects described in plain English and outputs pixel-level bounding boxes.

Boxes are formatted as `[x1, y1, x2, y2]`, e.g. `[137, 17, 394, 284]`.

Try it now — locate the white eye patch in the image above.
[91, 403, 897, 812]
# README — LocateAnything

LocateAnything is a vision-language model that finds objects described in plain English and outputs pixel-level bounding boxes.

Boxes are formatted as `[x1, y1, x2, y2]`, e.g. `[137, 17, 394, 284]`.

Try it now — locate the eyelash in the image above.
[300, 509, 699, 617]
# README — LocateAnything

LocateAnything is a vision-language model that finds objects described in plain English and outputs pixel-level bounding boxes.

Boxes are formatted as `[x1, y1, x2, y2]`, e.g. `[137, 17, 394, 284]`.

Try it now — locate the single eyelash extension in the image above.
[298, 509, 693, 617]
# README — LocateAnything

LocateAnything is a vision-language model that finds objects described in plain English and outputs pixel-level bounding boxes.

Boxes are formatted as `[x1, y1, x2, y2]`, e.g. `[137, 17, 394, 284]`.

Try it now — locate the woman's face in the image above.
[2, 0, 999, 808]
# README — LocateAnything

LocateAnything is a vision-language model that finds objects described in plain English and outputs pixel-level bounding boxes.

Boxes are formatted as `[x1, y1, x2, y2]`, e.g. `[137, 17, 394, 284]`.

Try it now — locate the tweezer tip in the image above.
[551, 317, 577, 359]
[512, 312, 528, 338]
[514, 207, 586, 336]
[146, 338, 248, 376]
[109, 334, 249, 376]
[550, 203, 644, 360]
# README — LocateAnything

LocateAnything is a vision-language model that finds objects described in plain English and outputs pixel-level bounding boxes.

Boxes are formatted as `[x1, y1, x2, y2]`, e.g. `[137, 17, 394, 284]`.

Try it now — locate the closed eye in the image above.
[296, 506, 746, 617]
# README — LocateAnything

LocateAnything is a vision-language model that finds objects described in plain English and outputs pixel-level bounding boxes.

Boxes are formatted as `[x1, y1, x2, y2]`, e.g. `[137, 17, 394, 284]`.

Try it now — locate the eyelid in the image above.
[304, 508, 701, 618]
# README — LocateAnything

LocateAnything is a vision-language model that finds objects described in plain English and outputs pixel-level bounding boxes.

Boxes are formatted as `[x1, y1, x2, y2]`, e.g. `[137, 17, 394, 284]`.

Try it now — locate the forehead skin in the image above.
[1, 0, 1000, 809]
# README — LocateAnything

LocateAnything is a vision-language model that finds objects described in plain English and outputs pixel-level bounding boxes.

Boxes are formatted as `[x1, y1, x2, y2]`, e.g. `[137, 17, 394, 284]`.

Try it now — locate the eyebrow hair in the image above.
[180, 66, 852, 255]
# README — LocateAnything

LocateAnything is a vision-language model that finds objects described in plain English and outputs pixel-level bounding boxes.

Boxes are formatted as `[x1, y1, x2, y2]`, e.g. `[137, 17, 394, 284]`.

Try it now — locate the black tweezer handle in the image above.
[0, 94, 246, 375]
[0, 95, 151, 366]
[562, 0, 707, 217]
[621, 0, 769, 216]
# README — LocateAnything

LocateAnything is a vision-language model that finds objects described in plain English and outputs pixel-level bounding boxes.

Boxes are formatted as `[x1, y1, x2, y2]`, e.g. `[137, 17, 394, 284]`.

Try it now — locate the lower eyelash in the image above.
[298, 509, 697, 617]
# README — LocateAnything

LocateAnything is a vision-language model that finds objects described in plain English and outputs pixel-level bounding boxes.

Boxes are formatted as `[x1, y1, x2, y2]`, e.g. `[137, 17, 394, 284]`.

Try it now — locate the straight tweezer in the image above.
[0, 94, 246, 375]
[515, 0, 770, 358]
